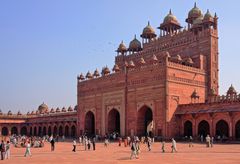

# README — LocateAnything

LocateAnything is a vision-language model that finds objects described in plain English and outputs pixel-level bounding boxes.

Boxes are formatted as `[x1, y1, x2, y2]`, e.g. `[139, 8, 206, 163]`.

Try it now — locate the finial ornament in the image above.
[169, 9, 172, 14]
[194, 2, 197, 8]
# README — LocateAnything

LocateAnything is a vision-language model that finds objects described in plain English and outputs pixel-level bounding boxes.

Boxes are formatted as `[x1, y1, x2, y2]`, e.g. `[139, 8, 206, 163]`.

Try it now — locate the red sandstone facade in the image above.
[1, 3, 240, 140]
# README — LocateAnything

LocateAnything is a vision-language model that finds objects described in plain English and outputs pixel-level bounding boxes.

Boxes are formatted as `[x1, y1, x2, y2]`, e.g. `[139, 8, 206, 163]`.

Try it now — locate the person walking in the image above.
[130, 141, 138, 159]
[206, 135, 211, 148]
[161, 141, 165, 153]
[147, 137, 152, 151]
[72, 139, 76, 152]
[79, 136, 82, 145]
[189, 136, 193, 147]
[171, 138, 177, 153]
[210, 137, 214, 147]
[92, 137, 96, 151]
[50, 138, 55, 151]
[24, 141, 31, 157]
[84, 137, 88, 150]
[0, 140, 5, 160]
[5, 141, 10, 159]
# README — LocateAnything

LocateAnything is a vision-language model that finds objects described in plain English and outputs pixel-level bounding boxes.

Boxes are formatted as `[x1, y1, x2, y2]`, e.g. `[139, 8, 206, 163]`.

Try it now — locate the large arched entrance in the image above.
[59, 126, 63, 136]
[11, 127, 18, 135]
[84, 111, 95, 136]
[65, 126, 69, 137]
[198, 120, 210, 137]
[137, 106, 153, 137]
[71, 125, 76, 138]
[20, 126, 27, 135]
[2, 127, 9, 136]
[108, 109, 120, 134]
[184, 120, 193, 137]
[216, 120, 229, 137]
[235, 120, 240, 140]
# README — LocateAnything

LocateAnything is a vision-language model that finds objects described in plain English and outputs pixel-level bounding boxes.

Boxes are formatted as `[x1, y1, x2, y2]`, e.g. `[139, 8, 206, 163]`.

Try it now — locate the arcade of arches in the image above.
[0, 123, 77, 138]
[181, 116, 240, 139]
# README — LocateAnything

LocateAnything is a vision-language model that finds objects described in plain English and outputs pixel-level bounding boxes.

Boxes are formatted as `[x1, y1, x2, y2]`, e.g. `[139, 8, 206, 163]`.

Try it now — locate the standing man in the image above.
[210, 137, 214, 147]
[206, 135, 211, 148]
[0, 140, 5, 160]
[161, 140, 165, 153]
[50, 138, 55, 151]
[5, 141, 10, 159]
[171, 138, 177, 153]
[130, 140, 138, 160]
[72, 139, 76, 152]
[189, 136, 193, 147]
[147, 137, 152, 151]
[24, 141, 31, 157]
[92, 136, 96, 151]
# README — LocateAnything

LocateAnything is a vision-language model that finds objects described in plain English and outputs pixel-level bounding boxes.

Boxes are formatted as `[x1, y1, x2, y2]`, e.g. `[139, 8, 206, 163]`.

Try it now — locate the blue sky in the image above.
[0, 0, 239, 113]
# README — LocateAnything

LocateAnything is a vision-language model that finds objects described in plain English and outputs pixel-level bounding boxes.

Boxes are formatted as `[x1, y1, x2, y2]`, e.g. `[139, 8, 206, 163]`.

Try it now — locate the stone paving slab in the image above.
[1, 142, 240, 164]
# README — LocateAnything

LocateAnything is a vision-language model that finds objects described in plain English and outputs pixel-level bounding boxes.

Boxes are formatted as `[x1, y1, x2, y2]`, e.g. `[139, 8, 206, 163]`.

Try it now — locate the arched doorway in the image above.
[38, 127, 42, 136]
[198, 120, 210, 137]
[34, 127, 37, 136]
[216, 120, 229, 137]
[2, 127, 9, 136]
[43, 127, 47, 136]
[137, 106, 153, 137]
[59, 126, 63, 136]
[48, 127, 52, 136]
[30, 127, 33, 136]
[65, 126, 69, 137]
[20, 126, 27, 135]
[71, 125, 76, 138]
[108, 109, 120, 134]
[235, 120, 240, 140]
[184, 120, 193, 137]
[11, 127, 18, 135]
[53, 126, 57, 136]
[84, 111, 95, 136]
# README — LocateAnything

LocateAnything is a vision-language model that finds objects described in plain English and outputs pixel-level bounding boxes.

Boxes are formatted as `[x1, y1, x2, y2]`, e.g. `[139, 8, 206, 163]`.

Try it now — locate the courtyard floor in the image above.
[1, 141, 240, 164]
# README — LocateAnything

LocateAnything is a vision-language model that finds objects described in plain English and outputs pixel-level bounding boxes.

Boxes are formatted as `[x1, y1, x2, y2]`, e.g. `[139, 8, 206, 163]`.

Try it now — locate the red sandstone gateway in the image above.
[1, 3, 240, 141]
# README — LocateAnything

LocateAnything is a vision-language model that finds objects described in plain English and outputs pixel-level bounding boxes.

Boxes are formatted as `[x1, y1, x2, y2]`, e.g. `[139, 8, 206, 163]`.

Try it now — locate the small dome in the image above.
[102, 66, 110, 75]
[78, 73, 85, 80]
[112, 64, 120, 72]
[141, 21, 156, 39]
[227, 84, 237, 95]
[31, 110, 36, 115]
[191, 90, 200, 99]
[68, 106, 73, 112]
[163, 9, 179, 24]
[27, 111, 30, 115]
[38, 103, 49, 113]
[7, 110, 12, 115]
[139, 57, 146, 64]
[86, 71, 93, 79]
[17, 111, 22, 115]
[188, 2, 203, 19]
[93, 69, 100, 77]
[165, 51, 171, 58]
[152, 55, 158, 62]
[203, 9, 213, 21]
[62, 107, 66, 112]
[74, 105, 78, 111]
[116, 41, 127, 53]
[128, 35, 142, 52]
[50, 108, 55, 113]
[184, 57, 194, 65]
[193, 16, 203, 25]
[128, 60, 135, 68]
[172, 55, 182, 62]
[56, 107, 60, 113]
[0, 109, 2, 115]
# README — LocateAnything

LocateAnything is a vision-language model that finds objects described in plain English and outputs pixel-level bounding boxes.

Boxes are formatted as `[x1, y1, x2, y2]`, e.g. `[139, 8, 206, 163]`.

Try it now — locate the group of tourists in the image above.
[0, 140, 11, 160]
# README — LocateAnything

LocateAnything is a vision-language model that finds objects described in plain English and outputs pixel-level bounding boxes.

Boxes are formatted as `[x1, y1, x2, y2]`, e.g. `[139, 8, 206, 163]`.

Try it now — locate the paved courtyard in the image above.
[1, 142, 240, 164]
